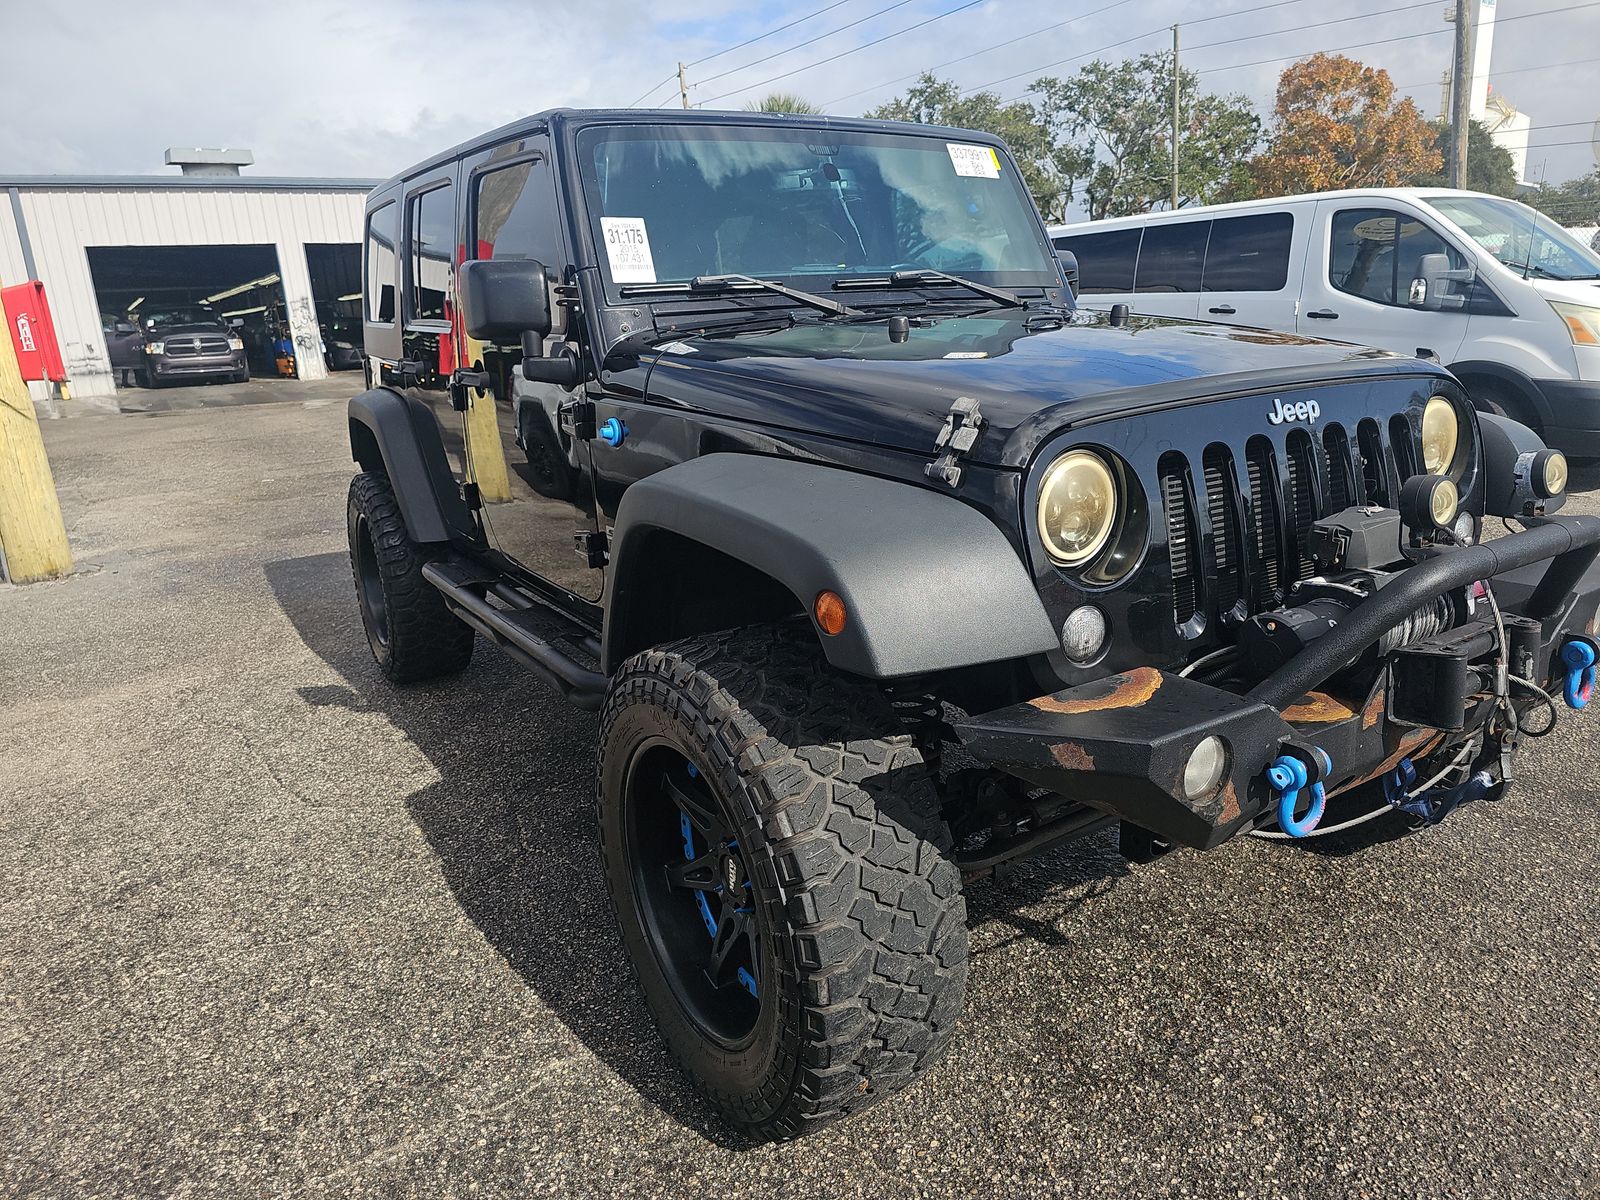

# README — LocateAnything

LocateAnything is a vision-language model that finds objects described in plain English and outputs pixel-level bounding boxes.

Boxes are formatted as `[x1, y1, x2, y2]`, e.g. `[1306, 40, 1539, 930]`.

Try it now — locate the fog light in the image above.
[1182, 736, 1229, 801]
[1452, 511, 1476, 545]
[1060, 605, 1108, 664]
[1534, 449, 1567, 498]
[1398, 474, 1458, 533]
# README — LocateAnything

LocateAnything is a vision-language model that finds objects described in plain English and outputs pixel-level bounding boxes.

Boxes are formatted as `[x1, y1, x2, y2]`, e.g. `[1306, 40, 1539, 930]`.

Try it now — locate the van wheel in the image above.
[598, 626, 968, 1140]
[1468, 381, 1537, 431]
[346, 471, 473, 682]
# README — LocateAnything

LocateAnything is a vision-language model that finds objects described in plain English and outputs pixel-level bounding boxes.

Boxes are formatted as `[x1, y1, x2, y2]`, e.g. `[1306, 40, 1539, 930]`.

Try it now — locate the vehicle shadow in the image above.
[264, 550, 1134, 1146]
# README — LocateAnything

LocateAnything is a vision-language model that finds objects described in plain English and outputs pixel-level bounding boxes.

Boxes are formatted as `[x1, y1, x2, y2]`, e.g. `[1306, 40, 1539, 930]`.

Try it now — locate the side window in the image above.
[408, 183, 455, 323]
[365, 201, 398, 323]
[1330, 208, 1466, 308]
[1059, 228, 1141, 295]
[1134, 221, 1209, 293]
[1202, 213, 1293, 292]
[474, 159, 563, 266]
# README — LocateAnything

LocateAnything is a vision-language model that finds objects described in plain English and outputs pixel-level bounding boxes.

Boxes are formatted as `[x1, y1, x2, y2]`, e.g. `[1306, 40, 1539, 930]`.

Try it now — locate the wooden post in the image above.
[0, 282, 73, 583]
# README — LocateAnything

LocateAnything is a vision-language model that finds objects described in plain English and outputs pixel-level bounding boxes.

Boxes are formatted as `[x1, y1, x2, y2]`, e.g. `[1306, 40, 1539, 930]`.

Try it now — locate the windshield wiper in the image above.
[605, 311, 801, 361]
[886, 269, 1023, 309]
[688, 273, 864, 318]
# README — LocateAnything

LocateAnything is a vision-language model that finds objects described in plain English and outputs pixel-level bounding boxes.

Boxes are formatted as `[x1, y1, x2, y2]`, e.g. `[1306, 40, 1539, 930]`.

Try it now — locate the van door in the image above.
[459, 137, 604, 603]
[1130, 220, 1207, 320]
[1299, 203, 1473, 360]
[1196, 209, 1301, 331]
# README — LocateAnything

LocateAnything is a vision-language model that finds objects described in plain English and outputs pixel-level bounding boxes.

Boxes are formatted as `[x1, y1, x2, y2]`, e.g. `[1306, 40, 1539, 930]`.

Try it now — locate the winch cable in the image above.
[1508, 675, 1561, 736]
[1247, 744, 1476, 840]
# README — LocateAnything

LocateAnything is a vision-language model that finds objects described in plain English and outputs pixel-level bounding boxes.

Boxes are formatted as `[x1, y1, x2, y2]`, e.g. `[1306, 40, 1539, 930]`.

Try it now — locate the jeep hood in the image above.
[639, 311, 1447, 470]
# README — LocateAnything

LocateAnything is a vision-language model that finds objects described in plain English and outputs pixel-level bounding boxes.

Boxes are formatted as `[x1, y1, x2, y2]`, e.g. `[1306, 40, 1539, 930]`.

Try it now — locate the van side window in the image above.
[408, 183, 455, 323]
[1202, 213, 1293, 292]
[1329, 209, 1466, 307]
[1135, 221, 1208, 293]
[474, 159, 562, 266]
[1055, 229, 1141, 295]
[365, 201, 398, 324]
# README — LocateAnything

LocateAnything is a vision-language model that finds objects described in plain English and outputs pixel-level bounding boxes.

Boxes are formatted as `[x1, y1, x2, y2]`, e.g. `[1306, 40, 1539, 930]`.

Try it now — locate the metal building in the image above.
[0, 163, 378, 408]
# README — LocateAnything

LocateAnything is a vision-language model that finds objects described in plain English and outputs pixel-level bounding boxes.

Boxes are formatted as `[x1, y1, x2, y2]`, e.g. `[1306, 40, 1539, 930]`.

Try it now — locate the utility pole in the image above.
[678, 62, 691, 109]
[1171, 25, 1181, 210]
[1448, 0, 1474, 187]
[0, 281, 72, 583]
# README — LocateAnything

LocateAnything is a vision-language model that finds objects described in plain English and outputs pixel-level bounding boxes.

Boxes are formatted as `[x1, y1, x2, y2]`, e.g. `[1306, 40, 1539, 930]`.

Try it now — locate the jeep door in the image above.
[1298, 202, 1474, 360]
[458, 137, 604, 603]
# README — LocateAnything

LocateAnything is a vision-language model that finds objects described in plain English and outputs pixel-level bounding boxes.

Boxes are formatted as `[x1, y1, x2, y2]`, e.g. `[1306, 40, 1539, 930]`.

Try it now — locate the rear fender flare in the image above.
[602, 454, 1059, 678]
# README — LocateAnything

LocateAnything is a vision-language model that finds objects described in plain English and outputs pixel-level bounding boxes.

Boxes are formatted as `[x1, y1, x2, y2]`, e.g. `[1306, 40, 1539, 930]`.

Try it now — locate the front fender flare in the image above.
[347, 387, 473, 544]
[603, 454, 1059, 678]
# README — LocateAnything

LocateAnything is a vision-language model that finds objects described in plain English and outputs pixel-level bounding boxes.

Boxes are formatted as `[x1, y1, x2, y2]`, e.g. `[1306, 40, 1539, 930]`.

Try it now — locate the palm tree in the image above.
[743, 92, 822, 115]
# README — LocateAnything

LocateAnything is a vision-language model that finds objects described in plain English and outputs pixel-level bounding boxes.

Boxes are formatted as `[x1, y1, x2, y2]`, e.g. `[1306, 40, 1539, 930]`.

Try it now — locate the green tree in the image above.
[1410, 120, 1518, 195]
[743, 92, 821, 115]
[1525, 169, 1600, 228]
[866, 74, 1078, 219]
[1031, 53, 1260, 219]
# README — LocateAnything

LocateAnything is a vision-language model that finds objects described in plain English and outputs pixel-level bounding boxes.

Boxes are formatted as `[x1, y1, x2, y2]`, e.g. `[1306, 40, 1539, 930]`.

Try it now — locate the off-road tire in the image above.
[346, 471, 473, 682]
[597, 625, 968, 1140]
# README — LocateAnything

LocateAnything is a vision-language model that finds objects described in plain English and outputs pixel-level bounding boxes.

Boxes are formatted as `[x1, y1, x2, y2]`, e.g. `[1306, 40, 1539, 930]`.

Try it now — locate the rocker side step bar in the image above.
[421, 558, 608, 710]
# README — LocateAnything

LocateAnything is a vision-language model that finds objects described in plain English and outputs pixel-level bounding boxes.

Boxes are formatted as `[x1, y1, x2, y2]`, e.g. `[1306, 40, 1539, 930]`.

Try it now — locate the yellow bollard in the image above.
[0, 284, 72, 583]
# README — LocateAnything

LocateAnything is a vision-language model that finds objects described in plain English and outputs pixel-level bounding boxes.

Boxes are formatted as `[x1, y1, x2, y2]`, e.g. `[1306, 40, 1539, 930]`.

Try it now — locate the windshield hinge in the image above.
[925, 396, 985, 488]
[560, 397, 597, 441]
[574, 529, 609, 568]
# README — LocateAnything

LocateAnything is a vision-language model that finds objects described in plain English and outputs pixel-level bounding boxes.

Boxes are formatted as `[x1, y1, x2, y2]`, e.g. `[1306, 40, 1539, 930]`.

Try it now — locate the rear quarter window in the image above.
[365, 201, 399, 324]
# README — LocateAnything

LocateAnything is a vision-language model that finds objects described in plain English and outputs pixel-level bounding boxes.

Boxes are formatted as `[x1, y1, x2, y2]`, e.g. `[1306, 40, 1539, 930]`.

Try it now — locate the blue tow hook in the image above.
[1268, 748, 1329, 837]
[1561, 640, 1596, 710]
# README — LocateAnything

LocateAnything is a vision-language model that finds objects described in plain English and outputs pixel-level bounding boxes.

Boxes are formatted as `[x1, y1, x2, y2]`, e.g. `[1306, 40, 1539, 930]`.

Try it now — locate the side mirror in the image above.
[113, 322, 136, 335]
[229, 317, 245, 328]
[1412, 253, 1475, 312]
[459, 257, 552, 341]
[1055, 248, 1079, 296]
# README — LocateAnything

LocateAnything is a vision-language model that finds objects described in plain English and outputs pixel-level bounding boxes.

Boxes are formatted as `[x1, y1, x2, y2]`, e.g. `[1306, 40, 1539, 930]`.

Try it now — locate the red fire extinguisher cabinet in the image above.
[3, 280, 68, 383]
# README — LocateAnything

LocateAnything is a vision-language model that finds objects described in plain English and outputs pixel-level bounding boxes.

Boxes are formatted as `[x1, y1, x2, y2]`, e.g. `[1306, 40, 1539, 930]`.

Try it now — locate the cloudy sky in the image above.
[3, 0, 1596, 189]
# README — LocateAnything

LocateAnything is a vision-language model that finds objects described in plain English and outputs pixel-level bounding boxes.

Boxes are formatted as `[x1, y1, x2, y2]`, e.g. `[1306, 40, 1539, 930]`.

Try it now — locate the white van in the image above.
[1049, 189, 1600, 454]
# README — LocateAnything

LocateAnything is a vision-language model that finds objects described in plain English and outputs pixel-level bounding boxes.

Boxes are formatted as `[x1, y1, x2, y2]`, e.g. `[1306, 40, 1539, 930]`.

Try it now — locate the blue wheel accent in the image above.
[1561, 640, 1596, 710]
[678, 810, 695, 861]
[685, 762, 698, 778]
[694, 891, 718, 936]
[1267, 753, 1327, 837]
[736, 966, 758, 998]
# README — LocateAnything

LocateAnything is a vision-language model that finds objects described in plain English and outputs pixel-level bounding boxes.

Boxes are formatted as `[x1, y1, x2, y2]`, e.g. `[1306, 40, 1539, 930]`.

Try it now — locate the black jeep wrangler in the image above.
[345, 109, 1597, 1139]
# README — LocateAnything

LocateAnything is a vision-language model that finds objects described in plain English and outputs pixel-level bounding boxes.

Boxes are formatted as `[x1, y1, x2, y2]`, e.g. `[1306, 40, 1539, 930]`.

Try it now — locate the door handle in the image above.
[1208, 305, 1236, 315]
[1305, 309, 1339, 320]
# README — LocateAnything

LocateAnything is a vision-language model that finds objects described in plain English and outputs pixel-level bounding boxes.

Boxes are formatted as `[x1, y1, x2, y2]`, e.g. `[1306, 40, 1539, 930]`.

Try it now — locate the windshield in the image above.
[144, 305, 224, 329]
[575, 123, 1056, 289]
[1427, 194, 1600, 281]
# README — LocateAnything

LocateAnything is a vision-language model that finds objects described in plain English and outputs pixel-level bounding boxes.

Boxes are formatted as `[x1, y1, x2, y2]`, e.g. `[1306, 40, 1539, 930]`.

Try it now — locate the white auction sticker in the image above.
[947, 143, 1001, 179]
[601, 216, 657, 283]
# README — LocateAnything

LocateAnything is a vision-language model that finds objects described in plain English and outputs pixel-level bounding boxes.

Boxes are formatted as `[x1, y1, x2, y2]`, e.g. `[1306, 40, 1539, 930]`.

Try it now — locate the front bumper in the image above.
[150, 351, 245, 378]
[955, 515, 1600, 849]
[1535, 377, 1600, 456]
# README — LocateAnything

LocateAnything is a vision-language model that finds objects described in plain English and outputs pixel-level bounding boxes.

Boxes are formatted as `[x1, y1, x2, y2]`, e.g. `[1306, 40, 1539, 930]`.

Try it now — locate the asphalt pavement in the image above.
[2, 381, 1597, 1198]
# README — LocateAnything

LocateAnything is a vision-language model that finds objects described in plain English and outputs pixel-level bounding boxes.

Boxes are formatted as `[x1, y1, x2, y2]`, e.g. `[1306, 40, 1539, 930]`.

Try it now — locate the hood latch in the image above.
[925, 395, 985, 488]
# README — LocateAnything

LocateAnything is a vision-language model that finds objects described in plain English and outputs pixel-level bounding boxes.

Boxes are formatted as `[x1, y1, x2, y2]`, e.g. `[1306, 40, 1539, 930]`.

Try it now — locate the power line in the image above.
[1396, 54, 1600, 89]
[700, 0, 992, 106]
[820, 0, 1142, 107]
[627, 0, 864, 107]
[696, 0, 920, 89]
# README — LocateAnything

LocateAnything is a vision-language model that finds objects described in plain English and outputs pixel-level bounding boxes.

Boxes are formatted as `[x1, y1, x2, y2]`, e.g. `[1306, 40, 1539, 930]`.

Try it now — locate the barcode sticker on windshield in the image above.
[601, 217, 657, 283]
[947, 143, 1000, 179]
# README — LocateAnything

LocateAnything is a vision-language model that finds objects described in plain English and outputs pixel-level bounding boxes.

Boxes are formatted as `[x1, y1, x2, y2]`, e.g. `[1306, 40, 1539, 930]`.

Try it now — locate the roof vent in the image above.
[163, 148, 254, 177]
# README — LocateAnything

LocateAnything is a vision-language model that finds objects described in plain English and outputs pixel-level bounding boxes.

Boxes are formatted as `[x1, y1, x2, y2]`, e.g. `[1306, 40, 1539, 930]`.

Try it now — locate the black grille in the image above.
[1167, 416, 1407, 632]
[164, 335, 231, 358]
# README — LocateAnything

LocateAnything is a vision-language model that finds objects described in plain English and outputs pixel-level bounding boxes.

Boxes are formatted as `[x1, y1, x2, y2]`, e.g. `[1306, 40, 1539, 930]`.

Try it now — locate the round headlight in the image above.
[1182, 736, 1229, 801]
[1038, 450, 1118, 566]
[1421, 396, 1459, 475]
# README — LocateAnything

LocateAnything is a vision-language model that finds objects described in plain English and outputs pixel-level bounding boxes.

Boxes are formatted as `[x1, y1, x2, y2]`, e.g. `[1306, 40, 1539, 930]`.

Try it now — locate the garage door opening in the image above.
[86, 244, 301, 389]
[305, 243, 364, 372]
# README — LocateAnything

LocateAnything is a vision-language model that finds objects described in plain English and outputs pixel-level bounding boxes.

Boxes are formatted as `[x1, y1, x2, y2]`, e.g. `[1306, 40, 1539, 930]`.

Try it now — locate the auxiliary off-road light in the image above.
[1421, 396, 1460, 475]
[1060, 605, 1108, 664]
[1182, 736, 1229, 801]
[1528, 448, 1568, 499]
[813, 590, 847, 636]
[1038, 449, 1118, 566]
[1399, 474, 1459, 534]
